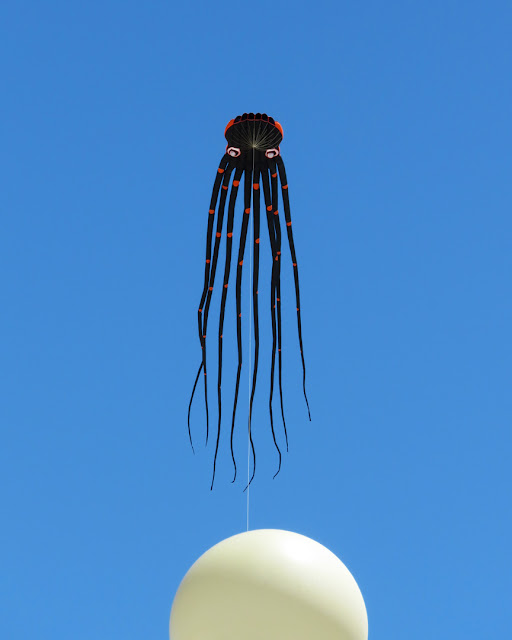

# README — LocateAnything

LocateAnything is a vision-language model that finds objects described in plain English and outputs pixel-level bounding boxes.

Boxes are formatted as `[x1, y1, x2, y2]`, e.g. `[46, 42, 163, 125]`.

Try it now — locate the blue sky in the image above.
[1, 1, 511, 638]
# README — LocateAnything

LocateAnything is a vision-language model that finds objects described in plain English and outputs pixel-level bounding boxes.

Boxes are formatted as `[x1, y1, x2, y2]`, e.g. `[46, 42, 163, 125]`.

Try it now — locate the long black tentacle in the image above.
[230, 165, 252, 482]
[261, 166, 283, 477]
[201, 164, 234, 444]
[211, 166, 243, 489]
[189, 155, 230, 448]
[276, 156, 311, 420]
[244, 166, 260, 491]
[270, 161, 289, 446]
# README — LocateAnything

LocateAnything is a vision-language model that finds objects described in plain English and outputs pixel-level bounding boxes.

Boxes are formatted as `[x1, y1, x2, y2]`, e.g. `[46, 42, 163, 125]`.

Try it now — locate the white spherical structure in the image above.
[170, 529, 368, 640]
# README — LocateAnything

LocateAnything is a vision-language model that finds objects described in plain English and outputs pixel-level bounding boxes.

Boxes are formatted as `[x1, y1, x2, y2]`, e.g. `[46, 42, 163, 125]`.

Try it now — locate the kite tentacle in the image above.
[230, 166, 252, 482]
[270, 160, 289, 447]
[244, 167, 261, 491]
[201, 165, 234, 444]
[189, 154, 230, 447]
[211, 166, 243, 489]
[261, 167, 283, 477]
[276, 156, 311, 421]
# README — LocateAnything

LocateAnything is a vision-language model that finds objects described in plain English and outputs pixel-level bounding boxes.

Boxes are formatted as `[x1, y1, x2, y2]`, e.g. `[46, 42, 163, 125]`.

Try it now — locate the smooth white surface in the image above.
[169, 529, 368, 640]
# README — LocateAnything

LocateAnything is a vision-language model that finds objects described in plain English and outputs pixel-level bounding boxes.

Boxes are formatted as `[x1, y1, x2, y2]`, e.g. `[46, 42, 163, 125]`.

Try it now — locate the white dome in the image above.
[170, 529, 368, 640]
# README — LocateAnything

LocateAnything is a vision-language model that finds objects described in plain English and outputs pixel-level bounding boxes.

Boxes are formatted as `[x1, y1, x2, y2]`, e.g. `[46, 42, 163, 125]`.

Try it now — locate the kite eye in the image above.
[265, 148, 280, 159]
[227, 146, 241, 157]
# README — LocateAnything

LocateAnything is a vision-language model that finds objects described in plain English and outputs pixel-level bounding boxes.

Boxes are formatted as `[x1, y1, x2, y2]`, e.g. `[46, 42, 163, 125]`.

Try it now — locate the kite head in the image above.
[224, 113, 283, 161]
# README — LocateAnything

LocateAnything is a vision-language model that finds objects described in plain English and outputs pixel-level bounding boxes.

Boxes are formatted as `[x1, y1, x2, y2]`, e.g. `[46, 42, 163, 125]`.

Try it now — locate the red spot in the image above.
[209, 286, 213, 291]
[198, 308, 202, 312]
[282, 184, 288, 189]
[216, 232, 221, 237]
[277, 251, 281, 255]
[224, 284, 228, 288]
[204, 372, 207, 376]
[245, 208, 250, 214]
[287, 221, 292, 226]
[275, 256, 278, 261]
[274, 210, 279, 216]
[267, 205, 272, 211]
[206, 259, 210, 264]
[239, 313, 242, 317]
[239, 260, 243, 265]
[255, 238, 260, 244]
[227, 232, 233, 237]
[277, 298, 280, 302]
[278, 348, 281, 352]
[203, 335, 206, 338]
[253, 183, 259, 190]
[220, 334, 223, 338]
[233, 180, 240, 187]
[222, 185, 228, 190]
[293, 263, 297, 267]
[272, 172, 277, 178]
[297, 308, 300, 311]
[209, 209, 214, 214]
[218, 168, 224, 174]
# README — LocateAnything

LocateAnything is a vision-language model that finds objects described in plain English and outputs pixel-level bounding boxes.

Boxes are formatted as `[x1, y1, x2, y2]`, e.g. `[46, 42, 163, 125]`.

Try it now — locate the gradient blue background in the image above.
[1, 1, 511, 638]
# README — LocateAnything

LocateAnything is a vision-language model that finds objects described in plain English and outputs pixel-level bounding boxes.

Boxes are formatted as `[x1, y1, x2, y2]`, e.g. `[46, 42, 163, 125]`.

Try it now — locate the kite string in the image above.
[247, 147, 255, 531]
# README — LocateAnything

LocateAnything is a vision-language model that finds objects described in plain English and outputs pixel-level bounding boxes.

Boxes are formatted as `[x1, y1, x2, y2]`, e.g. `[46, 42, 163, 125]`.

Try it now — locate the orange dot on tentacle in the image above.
[222, 185, 228, 190]
[253, 183, 259, 190]
[198, 308, 202, 312]
[209, 209, 215, 214]
[267, 205, 272, 211]
[274, 210, 279, 216]
[239, 313, 242, 317]
[297, 308, 300, 311]
[218, 168, 224, 173]
[287, 221, 292, 226]
[206, 259, 210, 263]
[282, 184, 288, 189]
[277, 298, 280, 302]
[275, 257, 278, 261]
[224, 284, 228, 288]
[277, 251, 281, 255]
[233, 180, 240, 187]
[255, 238, 260, 244]
[209, 286, 213, 291]
[227, 232, 233, 237]
[293, 263, 297, 267]
[239, 260, 243, 265]
[272, 173, 277, 178]
[216, 232, 221, 237]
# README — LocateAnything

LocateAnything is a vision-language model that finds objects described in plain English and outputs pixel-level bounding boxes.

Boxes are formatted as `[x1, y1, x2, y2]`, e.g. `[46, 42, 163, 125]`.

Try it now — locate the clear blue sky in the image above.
[1, 1, 511, 638]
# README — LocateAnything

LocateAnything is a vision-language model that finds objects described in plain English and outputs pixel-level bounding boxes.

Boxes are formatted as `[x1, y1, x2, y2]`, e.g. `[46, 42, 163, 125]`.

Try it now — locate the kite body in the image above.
[188, 113, 310, 488]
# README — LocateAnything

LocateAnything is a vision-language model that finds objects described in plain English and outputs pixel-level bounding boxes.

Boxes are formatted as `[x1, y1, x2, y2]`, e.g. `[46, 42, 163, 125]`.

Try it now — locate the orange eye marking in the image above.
[209, 209, 214, 214]
[271, 173, 277, 178]
[245, 208, 250, 214]
[233, 180, 240, 187]
[267, 205, 272, 211]
[218, 168, 225, 174]
[255, 238, 260, 244]
[253, 183, 259, 190]
[286, 221, 292, 226]
[227, 232, 233, 237]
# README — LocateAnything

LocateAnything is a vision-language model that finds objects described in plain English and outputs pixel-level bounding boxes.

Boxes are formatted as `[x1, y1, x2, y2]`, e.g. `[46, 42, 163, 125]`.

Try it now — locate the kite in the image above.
[188, 113, 310, 488]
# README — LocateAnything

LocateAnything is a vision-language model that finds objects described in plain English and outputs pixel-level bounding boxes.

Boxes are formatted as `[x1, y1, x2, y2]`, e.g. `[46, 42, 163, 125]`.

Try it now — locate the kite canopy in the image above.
[225, 112, 283, 151]
[169, 529, 368, 640]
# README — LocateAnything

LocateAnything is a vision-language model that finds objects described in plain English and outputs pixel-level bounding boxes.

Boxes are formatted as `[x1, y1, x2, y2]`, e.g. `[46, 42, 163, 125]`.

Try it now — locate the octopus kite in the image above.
[188, 113, 310, 488]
